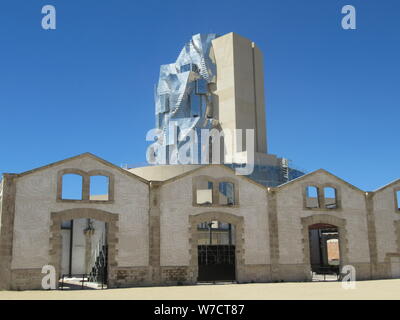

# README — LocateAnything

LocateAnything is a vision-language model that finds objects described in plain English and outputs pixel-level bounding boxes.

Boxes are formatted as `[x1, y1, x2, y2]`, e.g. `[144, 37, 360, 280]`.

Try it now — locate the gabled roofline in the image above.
[14, 152, 149, 184]
[275, 168, 366, 194]
[160, 164, 268, 190]
[10, 153, 397, 194]
[373, 178, 400, 193]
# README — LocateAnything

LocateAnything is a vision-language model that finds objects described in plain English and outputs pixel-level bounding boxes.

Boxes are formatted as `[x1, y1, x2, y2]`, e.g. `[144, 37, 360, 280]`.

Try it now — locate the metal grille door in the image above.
[197, 245, 235, 281]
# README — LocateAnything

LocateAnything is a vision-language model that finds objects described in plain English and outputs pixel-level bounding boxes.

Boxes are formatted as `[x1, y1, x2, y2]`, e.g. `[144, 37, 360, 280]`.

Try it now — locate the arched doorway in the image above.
[301, 215, 348, 281]
[308, 223, 340, 280]
[49, 208, 119, 289]
[189, 212, 244, 283]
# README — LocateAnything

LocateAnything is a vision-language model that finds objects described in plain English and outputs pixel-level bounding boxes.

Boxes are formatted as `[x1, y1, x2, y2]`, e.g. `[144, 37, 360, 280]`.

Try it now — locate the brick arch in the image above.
[188, 211, 244, 282]
[49, 208, 119, 287]
[58, 168, 87, 176]
[301, 214, 349, 280]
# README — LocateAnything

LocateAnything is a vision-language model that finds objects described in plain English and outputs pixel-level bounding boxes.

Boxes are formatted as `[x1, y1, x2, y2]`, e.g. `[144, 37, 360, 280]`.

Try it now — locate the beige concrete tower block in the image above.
[212, 32, 267, 157]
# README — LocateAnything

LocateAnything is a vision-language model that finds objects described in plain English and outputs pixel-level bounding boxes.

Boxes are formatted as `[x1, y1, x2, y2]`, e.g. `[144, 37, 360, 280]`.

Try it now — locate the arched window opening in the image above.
[306, 186, 319, 208]
[90, 175, 109, 201]
[219, 182, 235, 205]
[324, 187, 337, 209]
[196, 181, 213, 205]
[61, 174, 83, 200]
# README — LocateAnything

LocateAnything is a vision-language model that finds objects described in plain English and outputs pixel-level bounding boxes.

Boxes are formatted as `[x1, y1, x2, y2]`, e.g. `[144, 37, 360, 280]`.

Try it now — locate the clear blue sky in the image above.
[0, 0, 399, 191]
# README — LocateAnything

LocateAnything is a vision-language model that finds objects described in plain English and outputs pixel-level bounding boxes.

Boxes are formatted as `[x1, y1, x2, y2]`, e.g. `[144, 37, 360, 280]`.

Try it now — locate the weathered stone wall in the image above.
[110, 267, 151, 288]
[158, 165, 270, 283]
[160, 267, 192, 285]
[274, 170, 372, 281]
[7, 155, 150, 289]
[0, 174, 17, 290]
[10, 269, 43, 291]
[3, 157, 399, 290]
[373, 181, 400, 278]
[0, 178, 3, 231]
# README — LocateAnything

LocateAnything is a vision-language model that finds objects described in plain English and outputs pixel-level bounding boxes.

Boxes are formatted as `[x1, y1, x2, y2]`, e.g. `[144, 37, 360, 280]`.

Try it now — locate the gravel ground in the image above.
[1, 279, 399, 300]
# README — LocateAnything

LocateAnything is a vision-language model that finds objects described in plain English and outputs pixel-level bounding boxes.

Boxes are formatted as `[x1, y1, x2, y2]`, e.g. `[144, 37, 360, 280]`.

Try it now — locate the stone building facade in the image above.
[0, 153, 399, 290]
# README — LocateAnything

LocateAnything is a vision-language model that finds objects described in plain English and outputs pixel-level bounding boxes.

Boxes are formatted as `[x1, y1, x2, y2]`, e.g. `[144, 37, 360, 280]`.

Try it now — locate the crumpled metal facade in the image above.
[154, 33, 219, 162]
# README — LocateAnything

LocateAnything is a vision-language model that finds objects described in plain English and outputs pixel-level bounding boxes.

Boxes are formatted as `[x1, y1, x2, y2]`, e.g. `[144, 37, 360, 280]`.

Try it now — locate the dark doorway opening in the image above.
[308, 223, 340, 281]
[197, 220, 236, 282]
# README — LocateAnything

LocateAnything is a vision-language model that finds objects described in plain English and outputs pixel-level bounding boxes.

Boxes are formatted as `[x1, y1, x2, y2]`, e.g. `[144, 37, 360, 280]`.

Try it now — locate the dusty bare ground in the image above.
[1, 280, 399, 300]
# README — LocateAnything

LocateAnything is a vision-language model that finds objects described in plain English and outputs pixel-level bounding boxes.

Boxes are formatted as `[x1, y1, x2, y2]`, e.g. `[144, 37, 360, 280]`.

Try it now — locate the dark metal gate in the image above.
[198, 245, 235, 281]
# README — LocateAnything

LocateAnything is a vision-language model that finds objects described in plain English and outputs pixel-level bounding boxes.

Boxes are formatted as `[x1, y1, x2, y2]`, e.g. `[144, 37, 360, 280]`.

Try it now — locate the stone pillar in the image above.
[267, 188, 280, 281]
[365, 192, 379, 279]
[149, 181, 161, 284]
[0, 174, 17, 290]
[82, 175, 90, 200]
